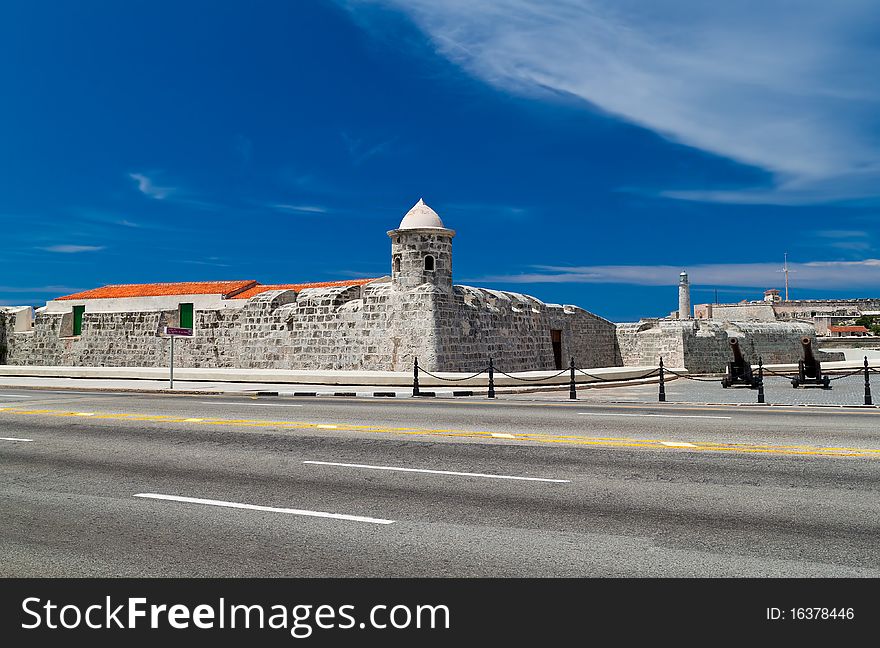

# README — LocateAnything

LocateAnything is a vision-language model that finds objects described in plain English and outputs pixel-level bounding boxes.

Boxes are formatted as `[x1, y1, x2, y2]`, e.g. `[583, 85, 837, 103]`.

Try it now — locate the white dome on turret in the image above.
[398, 198, 445, 229]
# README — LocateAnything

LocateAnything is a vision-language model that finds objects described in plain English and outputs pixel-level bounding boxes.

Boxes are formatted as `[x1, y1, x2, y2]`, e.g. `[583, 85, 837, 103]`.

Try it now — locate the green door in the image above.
[179, 303, 194, 329]
[72, 306, 85, 336]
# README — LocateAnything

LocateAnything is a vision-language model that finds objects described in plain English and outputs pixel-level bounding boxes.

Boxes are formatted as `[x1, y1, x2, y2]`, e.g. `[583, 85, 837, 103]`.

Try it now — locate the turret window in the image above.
[424, 255, 435, 271]
[393, 256, 402, 273]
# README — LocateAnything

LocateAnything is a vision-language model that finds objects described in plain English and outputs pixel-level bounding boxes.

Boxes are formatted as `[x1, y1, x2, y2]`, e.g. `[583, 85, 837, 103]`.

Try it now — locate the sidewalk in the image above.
[0, 364, 665, 396]
[0, 373, 669, 399]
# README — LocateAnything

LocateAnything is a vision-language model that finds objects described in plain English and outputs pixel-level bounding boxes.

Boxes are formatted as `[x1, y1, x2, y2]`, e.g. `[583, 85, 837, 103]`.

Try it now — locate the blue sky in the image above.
[1, 0, 879, 321]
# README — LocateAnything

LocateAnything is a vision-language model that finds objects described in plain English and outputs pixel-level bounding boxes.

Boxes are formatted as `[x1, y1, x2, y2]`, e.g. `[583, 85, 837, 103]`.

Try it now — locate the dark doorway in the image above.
[550, 329, 563, 370]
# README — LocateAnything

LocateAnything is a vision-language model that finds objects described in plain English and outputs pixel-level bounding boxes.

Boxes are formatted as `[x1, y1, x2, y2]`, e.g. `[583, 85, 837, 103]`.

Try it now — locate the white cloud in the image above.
[813, 230, 869, 239]
[354, 1, 880, 204]
[341, 132, 397, 165]
[474, 259, 880, 290]
[270, 204, 330, 214]
[129, 172, 175, 200]
[38, 245, 106, 253]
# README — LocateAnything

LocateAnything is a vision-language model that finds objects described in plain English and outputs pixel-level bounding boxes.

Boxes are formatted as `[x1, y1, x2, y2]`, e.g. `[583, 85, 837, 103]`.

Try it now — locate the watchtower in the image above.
[387, 198, 455, 292]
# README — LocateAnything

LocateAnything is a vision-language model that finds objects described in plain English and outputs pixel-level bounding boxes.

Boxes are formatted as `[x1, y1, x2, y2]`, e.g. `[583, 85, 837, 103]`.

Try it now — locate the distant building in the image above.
[763, 289, 781, 303]
[827, 325, 870, 338]
[694, 290, 880, 328]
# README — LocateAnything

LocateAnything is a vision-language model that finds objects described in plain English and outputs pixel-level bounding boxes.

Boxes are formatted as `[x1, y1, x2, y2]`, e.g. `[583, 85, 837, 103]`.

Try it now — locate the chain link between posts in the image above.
[828, 367, 869, 381]
[418, 367, 489, 382]
[494, 367, 570, 382]
[576, 367, 660, 381]
[761, 366, 867, 381]
[760, 367, 795, 378]
[661, 368, 726, 383]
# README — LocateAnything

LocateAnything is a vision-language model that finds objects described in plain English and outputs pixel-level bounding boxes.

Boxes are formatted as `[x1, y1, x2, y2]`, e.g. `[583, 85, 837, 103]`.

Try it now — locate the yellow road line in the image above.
[1, 406, 879, 459]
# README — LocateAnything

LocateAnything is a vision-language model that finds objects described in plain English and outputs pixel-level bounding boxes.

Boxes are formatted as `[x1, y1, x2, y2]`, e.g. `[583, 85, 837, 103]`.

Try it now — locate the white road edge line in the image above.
[133, 493, 393, 525]
[303, 460, 570, 483]
[197, 402, 304, 407]
[0, 437, 33, 442]
[0, 395, 32, 398]
[579, 412, 731, 420]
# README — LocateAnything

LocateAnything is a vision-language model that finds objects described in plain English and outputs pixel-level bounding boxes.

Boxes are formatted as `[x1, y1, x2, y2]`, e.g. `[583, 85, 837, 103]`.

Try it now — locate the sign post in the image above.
[164, 327, 193, 389]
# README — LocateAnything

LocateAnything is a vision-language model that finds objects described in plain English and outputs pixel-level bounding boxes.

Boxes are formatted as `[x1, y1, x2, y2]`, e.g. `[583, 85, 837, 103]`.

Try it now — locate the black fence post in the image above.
[757, 357, 765, 404]
[865, 356, 873, 406]
[569, 357, 577, 400]
[488, 357, 496, 399]
[658, 357, 666, 402]
[412, 357, 420, 397]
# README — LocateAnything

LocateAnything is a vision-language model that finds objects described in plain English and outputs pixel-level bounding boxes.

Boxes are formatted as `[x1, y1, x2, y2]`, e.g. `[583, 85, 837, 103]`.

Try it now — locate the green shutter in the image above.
[72, 306, 85, 336]
[179, 303, 194, 329]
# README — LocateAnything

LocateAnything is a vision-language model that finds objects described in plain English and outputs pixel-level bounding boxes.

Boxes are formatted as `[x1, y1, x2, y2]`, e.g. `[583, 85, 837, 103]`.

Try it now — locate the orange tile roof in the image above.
[828, 325, 869, 333]
[55, 278, 380, 301]
[56, 280, 258, 301]
[232, 278, 378, 300]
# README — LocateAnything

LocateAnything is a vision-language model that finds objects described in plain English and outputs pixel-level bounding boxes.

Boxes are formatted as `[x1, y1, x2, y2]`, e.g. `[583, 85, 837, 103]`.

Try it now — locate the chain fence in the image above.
[412, 358, 664, 399]
[410, 356, 879, 406]
[656, 355, 878, 406]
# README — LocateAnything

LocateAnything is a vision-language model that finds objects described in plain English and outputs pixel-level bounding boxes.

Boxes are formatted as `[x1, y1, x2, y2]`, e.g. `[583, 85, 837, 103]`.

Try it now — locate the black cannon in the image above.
[791, 336, 831, 389]
[721, 338, 758, 388]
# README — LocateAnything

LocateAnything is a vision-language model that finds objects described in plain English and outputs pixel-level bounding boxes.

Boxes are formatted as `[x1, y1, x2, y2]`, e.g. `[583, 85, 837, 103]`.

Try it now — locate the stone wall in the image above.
[0, 308, 35, 365]
[773, 299, 880, 320]
[616, 319, 834, 372]
[616, 320, 686, 368]
[697, 298, 880, 323]
[2, 280, 621, 372]
[682, 321, 818, 372]
[432, 286, 620, 372]
[706, 303, 777, 321]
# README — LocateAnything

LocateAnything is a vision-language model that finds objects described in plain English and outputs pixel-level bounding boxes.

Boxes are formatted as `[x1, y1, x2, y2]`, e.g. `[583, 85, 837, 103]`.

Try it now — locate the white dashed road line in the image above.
[134, 493, 393, 525]
[579, 412, 731, 420]
[197, 402, 304, 407]
[0, 437, 33, 442]
[303, 460, 570, 483]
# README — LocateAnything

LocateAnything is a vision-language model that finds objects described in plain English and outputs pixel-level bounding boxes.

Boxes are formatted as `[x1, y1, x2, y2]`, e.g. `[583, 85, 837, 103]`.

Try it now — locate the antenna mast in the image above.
[783, 253, 790, 301]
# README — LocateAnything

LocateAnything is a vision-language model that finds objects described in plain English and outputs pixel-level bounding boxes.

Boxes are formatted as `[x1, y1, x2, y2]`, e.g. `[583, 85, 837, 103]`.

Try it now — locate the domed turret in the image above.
[398, 198, 446, 230]
[388, 198, 455, 292]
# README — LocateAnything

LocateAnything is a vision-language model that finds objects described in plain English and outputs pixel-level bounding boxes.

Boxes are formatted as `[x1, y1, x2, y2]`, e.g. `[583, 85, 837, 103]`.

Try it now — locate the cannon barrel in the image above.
[729, 337, 745, 365]
[801, 336, 815, 362]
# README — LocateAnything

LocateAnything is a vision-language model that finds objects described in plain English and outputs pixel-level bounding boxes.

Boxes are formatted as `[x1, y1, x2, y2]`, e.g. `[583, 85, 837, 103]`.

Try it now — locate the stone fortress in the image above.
[0, 200, 837, 374]
[694, 290, 880, 337]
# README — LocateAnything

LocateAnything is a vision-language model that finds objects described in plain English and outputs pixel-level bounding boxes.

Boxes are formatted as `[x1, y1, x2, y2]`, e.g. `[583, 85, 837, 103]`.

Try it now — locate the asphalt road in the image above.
[2, 388, 879, 577]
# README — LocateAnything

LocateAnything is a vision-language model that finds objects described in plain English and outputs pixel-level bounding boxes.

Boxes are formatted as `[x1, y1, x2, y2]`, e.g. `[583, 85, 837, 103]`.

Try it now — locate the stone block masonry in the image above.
[1, 281, 619, 372]
[616, 319, 839, 373]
